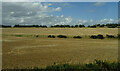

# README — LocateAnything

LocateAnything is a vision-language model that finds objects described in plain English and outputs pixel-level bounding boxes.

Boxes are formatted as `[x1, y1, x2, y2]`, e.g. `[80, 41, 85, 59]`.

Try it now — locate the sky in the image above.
[2, 2, 118, 26]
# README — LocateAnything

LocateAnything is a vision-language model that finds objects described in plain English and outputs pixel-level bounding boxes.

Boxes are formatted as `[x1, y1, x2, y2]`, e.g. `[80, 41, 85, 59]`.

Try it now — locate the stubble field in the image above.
[2, 28, 118, 69]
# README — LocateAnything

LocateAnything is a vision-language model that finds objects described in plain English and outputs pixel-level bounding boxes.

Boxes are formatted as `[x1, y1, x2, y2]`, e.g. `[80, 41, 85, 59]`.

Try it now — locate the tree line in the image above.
[47, 34, 120, 39]
[13, 34, 120, 39]
[88, 23, 120, 28]
[1, 23, 120, 28]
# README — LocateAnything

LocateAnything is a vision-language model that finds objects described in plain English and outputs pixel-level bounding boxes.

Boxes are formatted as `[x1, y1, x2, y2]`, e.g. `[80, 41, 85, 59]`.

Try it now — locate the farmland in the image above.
[2, 28, 118, 69]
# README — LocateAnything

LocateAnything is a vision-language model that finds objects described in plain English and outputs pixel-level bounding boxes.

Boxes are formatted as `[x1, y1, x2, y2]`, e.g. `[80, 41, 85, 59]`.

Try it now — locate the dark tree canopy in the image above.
[1, 23, 120, 28]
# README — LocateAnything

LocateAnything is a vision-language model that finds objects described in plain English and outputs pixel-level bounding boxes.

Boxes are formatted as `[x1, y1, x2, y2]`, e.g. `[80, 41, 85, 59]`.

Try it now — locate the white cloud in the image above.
[61, 15, 64, 18]
[109, 19, 114, 22]
[77, 18, 117, 26]
[20, 18, 24, 23]
[53, 7, 61, 11]
[100, 18, 107, 23]
[98, 18, 117, 24]
[2, 2, 117, 26]
[118, 18, 120, 23]
[10, 12, 15, 14]
[90, 19, 94, 23]
[2, 2, 62, 25]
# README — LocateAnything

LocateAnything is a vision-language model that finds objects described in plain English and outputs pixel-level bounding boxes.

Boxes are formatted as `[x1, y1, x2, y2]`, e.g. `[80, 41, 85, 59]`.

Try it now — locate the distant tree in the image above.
[97, 34, 104, 39]
[99, 24, 105, 27]
[96, 24, 100, 27]
[75, 25, 79, 28]
[79, 25, 85, 28]
[117, 34, 120, 39]
[2, 25, 11, 28]
[57, 35, 67, 38]
[36, 35, 39, 37]
[90, 34, 104, 39]
[14, 24, 20, 27]
[106, 34, 115, 38]
[71, 25, 74, 28]
[73, 36, 82, 38]
[90, 35, 98, 39]
[48, 35, 55, 38]
[90, 25, 97, 28]
[106, 24, 118, 28]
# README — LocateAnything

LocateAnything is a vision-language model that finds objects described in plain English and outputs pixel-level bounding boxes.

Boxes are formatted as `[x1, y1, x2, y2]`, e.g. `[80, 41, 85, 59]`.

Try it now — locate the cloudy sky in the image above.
[2, 2, 118, 26]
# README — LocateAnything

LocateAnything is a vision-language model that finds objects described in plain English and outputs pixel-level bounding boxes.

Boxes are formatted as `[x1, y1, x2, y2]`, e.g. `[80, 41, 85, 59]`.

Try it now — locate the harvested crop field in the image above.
[2, 28, 118, 36]
[2, 28, 118, 69]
